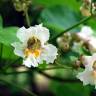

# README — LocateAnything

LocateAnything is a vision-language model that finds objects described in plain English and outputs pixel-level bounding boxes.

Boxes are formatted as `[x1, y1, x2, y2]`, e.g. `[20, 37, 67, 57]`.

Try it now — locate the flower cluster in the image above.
[77, 26, 96, 53]
[77, 54, 96, 88]
[76, 26, 96, 88]
[11, 23, 96, 88]
[12, 24, 58, 67]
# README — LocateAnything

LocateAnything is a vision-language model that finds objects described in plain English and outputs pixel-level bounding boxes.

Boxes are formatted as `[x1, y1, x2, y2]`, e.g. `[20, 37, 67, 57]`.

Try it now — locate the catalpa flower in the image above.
[12, 24, 58, 67]
[77, 26, 96, 52]
[77, 26, 93, 41]
[88, 37, 96, 52]
[77, 54, 96, 88]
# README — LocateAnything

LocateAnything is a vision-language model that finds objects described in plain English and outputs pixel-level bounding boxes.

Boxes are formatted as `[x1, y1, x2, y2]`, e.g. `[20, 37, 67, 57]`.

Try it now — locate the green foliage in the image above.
[39, 5, 81, 39]
[49, 81, 90, 96]
[34, 0, 80, 11]
[0, 27, 19, 46]
[0, 15, 19, 46]
[0, 0, 95, 95]
[0, 15, 19, 60]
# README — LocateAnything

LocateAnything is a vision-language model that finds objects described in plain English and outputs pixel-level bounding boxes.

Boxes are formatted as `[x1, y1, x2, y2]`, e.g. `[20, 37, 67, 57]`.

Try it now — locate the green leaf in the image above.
[39, 5, 80, 39]
[1, 45, 18, 60]
[34, 0, 80, 11]
[49, 81, 90, 96]
[38, 60, 47, 68]
[0, 27, 19, 46]
[86, 18, 96, 30]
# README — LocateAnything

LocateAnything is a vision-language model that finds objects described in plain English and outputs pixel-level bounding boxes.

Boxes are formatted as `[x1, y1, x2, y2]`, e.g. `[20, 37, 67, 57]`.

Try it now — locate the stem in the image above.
[0, 67, 79, 83]
[49, 15, 92, 42]
[0, 66, 72, 75]
[0, 43, 3, 62]
[36, 70, 80, 83]
[90, 0, 93, 15]
[24, 9, 31, 27]
[3, 58, 21, 71]
[0, 78, 38, 96]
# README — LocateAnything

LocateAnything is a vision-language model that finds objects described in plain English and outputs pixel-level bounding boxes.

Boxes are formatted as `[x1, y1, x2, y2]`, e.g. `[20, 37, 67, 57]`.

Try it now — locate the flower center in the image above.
[92, 61, 96, 78]
[24, 37, 41, 58]
[93, 61, 96, 70]
[92, 70, 96, 79]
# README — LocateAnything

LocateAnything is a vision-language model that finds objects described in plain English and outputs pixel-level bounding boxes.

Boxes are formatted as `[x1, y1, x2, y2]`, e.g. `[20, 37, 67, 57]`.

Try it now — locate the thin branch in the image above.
[36, 70, 80, 83]
[24, 9, 31, 27]
[0, 68, 80, 83]
[0, 65, 72, 75]
[90, 0, 93, 15]
[0, 43, 3, 62]
[49, 15, 92, 42]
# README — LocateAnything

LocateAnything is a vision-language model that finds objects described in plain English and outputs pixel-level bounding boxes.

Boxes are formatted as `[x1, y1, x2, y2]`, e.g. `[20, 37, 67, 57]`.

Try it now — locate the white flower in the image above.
[77, 54, 96, 88]
[12, 24, 58, 67]
[88, 37, 96, 52]
[77, 26, 96, 53]
[77, 26, 93, 41]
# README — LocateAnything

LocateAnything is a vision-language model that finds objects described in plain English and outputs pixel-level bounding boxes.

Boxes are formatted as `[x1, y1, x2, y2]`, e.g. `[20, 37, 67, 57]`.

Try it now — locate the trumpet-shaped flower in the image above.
[77, 26, 96, 52]
[12, 24, 58, 67]
[77, 26, 93, 41]
[77, 54, 96, 88]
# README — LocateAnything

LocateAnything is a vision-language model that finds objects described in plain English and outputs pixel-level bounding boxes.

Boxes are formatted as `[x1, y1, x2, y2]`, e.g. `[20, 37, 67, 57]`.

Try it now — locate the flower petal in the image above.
[34, 24, 50, 45]
[23, 55, 38, 67]
[11, 42, 25, 57]
[77, 69, 95, 86]
[37, 44, 58, 64]
[17, 26, 36, 43]
[88, 37, 96, 52]
[77, 26, 93, 41]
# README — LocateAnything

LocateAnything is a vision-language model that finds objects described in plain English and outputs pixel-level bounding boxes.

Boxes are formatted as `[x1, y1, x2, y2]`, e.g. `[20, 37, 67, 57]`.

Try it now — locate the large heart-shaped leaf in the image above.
[39, 5, 81, 39]
[0, 15, 19, 60]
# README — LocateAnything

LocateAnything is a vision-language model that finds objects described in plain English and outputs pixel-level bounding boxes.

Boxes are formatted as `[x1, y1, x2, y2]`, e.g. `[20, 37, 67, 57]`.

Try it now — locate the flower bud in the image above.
[12, 0, 32, 12]
[57, 33, 72, 52]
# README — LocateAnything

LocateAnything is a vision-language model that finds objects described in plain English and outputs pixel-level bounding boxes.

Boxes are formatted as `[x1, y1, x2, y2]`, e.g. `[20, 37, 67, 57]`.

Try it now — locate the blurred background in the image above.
[0, 0, 96, 96]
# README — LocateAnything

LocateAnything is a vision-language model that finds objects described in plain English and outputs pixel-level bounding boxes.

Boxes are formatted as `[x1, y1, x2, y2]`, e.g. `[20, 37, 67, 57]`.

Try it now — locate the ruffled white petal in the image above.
[11, 42, 25, 57]
[77, 26, 93, 41]
[88, 37, 96, 52]
[17, 26, 37, 43]
[82, 55, 93, 70]
[77, 53, 96, 88]
[17, 24, 49, 46]
[81, 54, 96, 71]
[34, 24, 50, 45]
[77, 69, 95, 85]
[37, 44, 58, 64]
[81, 26, 93, 35]
[23, 55, 38, 67]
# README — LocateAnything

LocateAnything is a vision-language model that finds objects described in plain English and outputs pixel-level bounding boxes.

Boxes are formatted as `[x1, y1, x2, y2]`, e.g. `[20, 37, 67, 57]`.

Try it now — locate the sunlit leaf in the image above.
[0, 27, 19, 46]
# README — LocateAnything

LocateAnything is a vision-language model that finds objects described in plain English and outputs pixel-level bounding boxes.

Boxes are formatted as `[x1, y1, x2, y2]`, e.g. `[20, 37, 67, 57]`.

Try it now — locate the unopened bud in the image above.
[57, 32, 72, 52]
